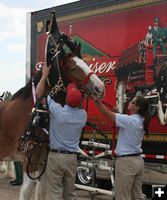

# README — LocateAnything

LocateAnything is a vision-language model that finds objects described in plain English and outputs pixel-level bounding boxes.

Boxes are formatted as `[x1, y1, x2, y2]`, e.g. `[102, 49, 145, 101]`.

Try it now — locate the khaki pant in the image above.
[115, 156, 145, 200]
[45, 152, 77, 200]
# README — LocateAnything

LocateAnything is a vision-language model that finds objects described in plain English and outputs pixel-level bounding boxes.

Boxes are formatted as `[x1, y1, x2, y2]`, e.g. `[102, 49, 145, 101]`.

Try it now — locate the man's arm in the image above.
[36, 64, 51, 99]
[94, 99, 116, 123]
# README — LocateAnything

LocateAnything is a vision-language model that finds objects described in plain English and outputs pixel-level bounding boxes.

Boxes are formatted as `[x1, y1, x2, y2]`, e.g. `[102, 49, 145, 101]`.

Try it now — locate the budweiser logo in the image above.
[35, 58, 117, 75]
[88, 57, 117, 74]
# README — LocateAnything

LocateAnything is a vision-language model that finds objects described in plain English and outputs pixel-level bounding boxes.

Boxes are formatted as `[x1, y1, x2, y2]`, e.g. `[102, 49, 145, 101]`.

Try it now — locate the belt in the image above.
[50, 149, 78, 155]
[117, 153, 141, 157]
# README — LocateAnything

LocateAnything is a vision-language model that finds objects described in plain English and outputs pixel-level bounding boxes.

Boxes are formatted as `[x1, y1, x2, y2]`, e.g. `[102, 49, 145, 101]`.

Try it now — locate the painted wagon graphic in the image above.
[115, 40, 167, 125]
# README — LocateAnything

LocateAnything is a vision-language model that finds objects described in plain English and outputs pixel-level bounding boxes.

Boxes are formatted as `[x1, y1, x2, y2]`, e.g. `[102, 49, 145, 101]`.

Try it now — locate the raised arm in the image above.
[36, 64, 51, 99]
[94, 99, 116, 123]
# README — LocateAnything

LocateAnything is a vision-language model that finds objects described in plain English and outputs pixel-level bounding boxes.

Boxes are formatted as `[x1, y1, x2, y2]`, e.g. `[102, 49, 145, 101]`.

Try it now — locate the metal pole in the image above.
[75, 184, 114, 196]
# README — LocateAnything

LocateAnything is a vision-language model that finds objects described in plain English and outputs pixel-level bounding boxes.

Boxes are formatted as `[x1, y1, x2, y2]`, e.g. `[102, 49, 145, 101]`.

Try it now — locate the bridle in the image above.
[46, 33, 94, 96]
[45, 33, 65, 95]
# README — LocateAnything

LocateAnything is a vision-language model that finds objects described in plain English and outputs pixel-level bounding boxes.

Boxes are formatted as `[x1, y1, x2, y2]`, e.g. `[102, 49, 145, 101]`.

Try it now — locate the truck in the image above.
[26, 0, 167, 197]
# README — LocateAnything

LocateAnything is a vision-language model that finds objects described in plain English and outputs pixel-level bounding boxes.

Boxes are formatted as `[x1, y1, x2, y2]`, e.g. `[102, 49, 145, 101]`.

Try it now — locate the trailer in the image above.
[26, 0, 167, 197]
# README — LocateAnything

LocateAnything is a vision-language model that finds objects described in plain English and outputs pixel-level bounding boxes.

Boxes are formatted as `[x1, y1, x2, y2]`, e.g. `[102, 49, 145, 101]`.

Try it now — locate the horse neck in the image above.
[11, 80, 35, 115]
[11, 96, 33, 114]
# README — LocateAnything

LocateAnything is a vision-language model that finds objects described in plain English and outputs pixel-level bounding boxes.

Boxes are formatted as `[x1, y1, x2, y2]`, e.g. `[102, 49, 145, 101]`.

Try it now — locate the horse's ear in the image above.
[73, 43, 82, 58]
[77, 43, 81, 52]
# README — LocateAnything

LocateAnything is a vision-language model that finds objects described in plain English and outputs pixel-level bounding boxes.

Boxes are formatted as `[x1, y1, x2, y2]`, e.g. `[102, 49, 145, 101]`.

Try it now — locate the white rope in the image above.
[32, 80, 37, 105]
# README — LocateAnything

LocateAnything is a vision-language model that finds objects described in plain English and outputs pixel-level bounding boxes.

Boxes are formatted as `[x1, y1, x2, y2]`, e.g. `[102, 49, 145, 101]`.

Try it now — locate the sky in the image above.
[0, 0, 78, 95]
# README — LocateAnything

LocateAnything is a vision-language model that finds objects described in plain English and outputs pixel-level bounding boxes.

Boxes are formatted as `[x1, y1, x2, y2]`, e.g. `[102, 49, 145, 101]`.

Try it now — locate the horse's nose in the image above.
[95, 86, 105, 98]
[95, 86, 100, 94]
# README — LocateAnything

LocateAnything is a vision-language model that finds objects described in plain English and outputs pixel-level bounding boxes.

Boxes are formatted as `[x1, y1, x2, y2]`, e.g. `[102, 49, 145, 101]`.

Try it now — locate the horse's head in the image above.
[45, 11, 105, 99]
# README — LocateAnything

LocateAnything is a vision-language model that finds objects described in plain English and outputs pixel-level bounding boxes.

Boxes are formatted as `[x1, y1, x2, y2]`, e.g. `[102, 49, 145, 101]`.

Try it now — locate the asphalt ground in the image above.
[0, 172, 113, 200]
[0, 175, 153, 200]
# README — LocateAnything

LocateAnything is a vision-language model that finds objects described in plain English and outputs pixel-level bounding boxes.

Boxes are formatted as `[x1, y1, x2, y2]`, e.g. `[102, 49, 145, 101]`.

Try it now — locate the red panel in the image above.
[35, 2, 167, 134]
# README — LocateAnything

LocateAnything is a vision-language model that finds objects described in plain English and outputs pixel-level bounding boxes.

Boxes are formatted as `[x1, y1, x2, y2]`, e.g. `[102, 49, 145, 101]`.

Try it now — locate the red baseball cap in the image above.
[67, 83, 82, 107]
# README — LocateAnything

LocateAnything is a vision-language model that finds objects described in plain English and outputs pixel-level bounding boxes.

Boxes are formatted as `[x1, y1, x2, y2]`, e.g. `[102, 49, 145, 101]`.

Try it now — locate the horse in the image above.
[0, 11, 104, 161]
[0, 92, 15, 178]
[0, 11, 105, 199]
[0, 93, 7, 173]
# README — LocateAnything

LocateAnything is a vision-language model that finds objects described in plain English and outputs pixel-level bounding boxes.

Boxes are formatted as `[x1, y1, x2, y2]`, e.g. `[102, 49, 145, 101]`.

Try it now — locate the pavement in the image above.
[0, 171, 155, 200]
[0, 172, 113, 200]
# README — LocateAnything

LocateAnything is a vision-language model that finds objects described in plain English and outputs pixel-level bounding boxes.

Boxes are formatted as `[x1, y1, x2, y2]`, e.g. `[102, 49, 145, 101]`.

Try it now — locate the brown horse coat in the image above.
[0, 96, 32, 159]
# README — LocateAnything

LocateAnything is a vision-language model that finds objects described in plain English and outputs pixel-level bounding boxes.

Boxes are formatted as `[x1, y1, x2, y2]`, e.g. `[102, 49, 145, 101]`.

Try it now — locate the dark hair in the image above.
[135, 96, 151, 134]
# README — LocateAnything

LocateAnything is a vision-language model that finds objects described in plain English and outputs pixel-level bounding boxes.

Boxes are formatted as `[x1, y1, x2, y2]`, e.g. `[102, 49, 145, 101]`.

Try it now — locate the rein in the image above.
[49, 53, 66, 97]
[46, 34, 66, 97]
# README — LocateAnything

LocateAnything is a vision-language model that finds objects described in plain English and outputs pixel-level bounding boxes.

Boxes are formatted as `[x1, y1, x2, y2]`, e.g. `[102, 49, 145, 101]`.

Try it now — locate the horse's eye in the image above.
[71, 67, 77, 71]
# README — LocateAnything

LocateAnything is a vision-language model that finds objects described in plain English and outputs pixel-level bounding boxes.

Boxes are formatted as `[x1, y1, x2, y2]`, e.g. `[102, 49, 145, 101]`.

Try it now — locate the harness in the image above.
[18, 97, 50, 179]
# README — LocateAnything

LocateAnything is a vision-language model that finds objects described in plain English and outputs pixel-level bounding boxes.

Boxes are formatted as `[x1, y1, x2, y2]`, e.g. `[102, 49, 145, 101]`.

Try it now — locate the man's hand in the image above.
[42, 64, 51, 80]
[36, 64, 51, 99]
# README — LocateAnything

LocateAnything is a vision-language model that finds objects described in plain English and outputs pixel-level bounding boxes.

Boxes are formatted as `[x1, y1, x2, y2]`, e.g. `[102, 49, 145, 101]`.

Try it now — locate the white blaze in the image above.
[72, 57, 105, 96]
[73, 56, 92, 75]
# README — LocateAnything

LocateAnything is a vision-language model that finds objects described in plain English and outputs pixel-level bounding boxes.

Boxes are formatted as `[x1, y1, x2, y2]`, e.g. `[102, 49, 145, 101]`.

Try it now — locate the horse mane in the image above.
[11, 71, 42, 100]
